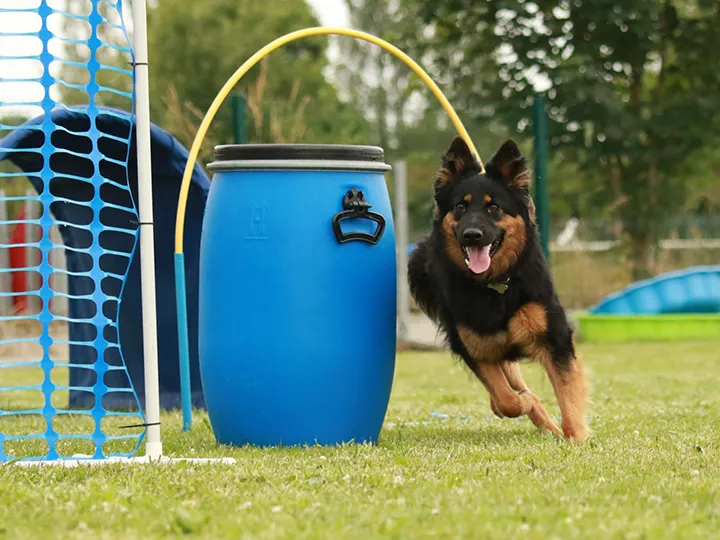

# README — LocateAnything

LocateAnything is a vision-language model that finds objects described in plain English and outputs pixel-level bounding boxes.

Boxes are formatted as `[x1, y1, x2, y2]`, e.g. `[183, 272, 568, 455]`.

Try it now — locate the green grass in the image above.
[1, 342, 720, 539]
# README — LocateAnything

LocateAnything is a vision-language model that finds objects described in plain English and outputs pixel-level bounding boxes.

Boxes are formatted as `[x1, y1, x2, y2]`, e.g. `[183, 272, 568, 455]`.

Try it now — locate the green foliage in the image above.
[334, 0, 424, 152]
[55, 0, 372, 162]
[402, 0, 720, 278]
[146, 0, 371, 152]
[337, 0, 519, 236]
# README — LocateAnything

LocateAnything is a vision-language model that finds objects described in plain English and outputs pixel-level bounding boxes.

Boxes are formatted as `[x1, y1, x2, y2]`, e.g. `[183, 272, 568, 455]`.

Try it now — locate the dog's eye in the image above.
[487, 204, 501, 219]
[454, 203, 466, 214]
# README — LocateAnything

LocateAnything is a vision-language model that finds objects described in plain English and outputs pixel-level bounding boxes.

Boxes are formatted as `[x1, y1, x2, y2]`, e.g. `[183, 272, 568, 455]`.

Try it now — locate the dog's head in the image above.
[433, 136, 535, 279]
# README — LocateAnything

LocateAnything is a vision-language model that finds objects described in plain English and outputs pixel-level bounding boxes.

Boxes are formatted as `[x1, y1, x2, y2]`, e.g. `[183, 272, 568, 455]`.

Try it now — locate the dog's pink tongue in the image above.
[468, 246, 491, 274]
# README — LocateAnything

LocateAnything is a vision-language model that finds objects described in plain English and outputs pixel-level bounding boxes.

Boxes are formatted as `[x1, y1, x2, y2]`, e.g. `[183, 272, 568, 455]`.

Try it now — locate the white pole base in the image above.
[145, 441, 163, 460]
[10, 454, 236, 467]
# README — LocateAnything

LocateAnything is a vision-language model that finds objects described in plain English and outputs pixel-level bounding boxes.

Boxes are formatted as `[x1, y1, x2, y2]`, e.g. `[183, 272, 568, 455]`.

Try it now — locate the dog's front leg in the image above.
[473, 361, 536, 420]
[500, 361, 563, 436]
[456, 327, 531, 418]
[457, 326, 560, 435]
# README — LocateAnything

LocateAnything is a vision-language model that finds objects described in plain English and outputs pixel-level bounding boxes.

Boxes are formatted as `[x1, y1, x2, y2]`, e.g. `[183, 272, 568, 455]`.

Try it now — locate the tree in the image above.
[332, 0, 422, 153]
[336, 0, 511, 155]
[146, 0, 371, 156]
[405, 0, 720, 278]
[335, 0, 518, 237]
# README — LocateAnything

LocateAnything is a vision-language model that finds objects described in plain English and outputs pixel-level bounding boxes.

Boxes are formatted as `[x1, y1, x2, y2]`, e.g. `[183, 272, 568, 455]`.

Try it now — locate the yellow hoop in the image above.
[174, 27, 482, 253]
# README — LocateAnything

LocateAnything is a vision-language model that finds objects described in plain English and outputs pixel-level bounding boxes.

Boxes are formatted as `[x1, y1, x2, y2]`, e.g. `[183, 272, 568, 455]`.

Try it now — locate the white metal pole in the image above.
[394, 161, 409, 342]
[132, 0, 162, 460]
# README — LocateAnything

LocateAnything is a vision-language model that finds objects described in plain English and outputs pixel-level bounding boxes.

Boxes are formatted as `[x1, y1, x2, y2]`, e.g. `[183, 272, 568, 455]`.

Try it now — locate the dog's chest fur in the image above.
[441, 274, 531, 360]
[444, 274, 523, 330]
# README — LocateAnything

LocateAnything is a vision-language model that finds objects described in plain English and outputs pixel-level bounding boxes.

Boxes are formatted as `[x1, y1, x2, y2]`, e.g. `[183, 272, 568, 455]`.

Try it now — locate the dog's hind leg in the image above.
[500, 361, 562, 436]
[539, 352, 589, 442]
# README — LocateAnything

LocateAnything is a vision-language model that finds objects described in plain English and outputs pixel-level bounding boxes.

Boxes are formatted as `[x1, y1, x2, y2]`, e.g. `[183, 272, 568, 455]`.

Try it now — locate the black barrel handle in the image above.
[332, 188, 386, 245]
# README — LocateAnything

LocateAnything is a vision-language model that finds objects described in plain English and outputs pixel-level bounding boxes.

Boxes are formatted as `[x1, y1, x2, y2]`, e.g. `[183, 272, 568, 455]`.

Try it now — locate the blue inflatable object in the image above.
[589, 265, 720, 315]
[0, 107, 210, 410]
[199, 144, 397, 447]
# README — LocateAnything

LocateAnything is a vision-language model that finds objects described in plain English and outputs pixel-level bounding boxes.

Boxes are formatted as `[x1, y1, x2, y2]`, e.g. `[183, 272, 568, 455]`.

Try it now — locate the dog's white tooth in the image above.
[465, 258, 471, 268]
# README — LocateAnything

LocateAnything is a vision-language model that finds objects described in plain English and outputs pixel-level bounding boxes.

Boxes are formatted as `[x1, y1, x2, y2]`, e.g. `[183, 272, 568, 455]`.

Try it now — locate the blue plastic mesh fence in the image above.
[0, 0, 146, 462]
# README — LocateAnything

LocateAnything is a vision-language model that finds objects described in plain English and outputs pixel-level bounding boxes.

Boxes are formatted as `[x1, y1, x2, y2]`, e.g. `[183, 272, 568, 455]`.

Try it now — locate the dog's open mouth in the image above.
[463, 231, 505, 275]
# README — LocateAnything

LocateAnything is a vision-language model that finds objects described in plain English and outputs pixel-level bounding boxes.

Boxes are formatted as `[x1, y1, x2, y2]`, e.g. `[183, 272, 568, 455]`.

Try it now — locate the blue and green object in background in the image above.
[576, 266, 720, 342]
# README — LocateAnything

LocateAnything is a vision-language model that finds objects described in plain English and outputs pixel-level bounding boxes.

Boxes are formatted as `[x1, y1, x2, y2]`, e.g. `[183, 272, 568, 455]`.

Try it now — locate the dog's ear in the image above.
[433, 136, 478, 204]
[486, 139, 531, 193]
[487, 139, 536, 222]
[442, 136, 478, 177]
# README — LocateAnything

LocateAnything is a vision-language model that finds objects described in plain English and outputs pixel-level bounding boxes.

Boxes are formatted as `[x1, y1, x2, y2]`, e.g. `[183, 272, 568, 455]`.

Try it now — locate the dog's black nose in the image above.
[463, 228, 483, 242]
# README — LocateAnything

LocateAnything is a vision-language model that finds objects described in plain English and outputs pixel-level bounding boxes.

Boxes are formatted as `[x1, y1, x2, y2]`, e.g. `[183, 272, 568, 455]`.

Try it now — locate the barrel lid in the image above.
[213, 144, 385, 163]
[208, 144, 391, 172]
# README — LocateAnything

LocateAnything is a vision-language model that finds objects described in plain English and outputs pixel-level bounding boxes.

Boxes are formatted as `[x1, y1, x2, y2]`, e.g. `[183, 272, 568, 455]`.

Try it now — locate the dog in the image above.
[407, 136, 589, 441]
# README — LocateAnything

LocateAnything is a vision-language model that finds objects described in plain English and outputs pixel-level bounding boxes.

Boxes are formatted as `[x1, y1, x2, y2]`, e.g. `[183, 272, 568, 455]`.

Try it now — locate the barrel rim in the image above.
[207, 159, 392, 172]
[213, 143, 386, 164]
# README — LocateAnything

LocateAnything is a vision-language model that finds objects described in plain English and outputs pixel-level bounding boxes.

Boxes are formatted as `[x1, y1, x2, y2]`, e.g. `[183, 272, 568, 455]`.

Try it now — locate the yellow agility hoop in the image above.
[174, 27, 482, 254]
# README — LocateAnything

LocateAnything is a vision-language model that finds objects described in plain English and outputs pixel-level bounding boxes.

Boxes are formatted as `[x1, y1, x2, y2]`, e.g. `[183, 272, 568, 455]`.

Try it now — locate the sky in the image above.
[0, 0, 351, 119]
[308, 0, 350, 27]
[307, 0, 351, 65]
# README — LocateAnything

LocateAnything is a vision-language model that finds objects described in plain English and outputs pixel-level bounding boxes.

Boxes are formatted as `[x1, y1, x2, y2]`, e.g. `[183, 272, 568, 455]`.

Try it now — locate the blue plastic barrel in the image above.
[199, 144, 397, 447]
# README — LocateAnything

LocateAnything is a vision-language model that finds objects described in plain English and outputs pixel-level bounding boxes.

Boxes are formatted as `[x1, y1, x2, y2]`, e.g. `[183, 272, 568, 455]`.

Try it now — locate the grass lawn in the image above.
[1, 341, 719, 539]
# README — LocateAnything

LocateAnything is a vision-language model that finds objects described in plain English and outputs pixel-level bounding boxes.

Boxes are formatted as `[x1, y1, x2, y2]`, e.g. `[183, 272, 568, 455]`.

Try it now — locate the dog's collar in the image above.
[487, 277, 510, 294]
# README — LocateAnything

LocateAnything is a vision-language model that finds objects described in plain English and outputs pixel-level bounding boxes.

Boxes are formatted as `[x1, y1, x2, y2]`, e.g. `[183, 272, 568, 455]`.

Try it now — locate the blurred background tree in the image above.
[332, 0, 419, 152]
[146, 0, 371, 163]
[59, 0, 374, 164]
[331, 0, 515, 235]
[397, 0, 720, 279]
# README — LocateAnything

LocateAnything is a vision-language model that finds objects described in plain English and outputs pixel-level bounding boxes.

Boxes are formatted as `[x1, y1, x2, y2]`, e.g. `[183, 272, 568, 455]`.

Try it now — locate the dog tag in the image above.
[487, 282, 508, 294]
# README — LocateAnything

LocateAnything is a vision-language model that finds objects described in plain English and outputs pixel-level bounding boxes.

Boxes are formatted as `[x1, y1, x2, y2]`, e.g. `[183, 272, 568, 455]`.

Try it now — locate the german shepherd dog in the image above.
[408, 137, 589, 441]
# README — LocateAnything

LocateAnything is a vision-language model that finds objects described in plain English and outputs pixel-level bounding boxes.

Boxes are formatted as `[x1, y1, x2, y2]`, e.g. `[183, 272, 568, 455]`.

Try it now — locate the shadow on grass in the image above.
[380, 422, 557, 449]
[157, 414, 560, 459]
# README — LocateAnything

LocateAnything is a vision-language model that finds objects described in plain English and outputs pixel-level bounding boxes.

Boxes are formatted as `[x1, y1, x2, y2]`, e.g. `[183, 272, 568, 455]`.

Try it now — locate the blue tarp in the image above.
[0, 107, 209, 410]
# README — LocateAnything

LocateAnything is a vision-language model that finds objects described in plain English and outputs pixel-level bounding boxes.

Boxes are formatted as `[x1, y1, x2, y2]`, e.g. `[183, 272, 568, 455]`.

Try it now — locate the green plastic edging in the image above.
[575, 313, 720, 343]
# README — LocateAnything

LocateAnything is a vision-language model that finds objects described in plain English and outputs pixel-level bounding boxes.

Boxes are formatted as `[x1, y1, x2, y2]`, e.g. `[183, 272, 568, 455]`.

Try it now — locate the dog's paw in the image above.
[562, 421, 591, 442]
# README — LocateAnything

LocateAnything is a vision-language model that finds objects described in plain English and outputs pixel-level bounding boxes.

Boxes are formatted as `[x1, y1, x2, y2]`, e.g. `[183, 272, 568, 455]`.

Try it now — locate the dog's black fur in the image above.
[408, 136, 588, 440]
